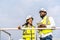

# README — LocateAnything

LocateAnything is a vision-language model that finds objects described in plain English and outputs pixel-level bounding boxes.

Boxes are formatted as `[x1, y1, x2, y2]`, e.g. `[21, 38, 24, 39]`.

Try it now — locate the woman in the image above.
[18, 15, 35, 40]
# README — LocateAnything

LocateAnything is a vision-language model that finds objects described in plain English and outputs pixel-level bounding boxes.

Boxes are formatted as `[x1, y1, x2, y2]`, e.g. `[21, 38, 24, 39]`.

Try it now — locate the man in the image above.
[18, 15, 35, 40]
[37, 8, 55, 40]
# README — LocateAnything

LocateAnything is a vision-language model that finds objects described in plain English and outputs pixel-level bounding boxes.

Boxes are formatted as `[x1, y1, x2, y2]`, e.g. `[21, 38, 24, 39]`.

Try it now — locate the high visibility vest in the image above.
[23, 25, 35, 40]
[39, 16, 53, 35]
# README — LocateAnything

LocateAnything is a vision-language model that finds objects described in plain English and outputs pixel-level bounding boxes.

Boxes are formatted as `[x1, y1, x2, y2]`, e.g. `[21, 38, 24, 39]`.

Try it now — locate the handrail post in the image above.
[1, 30, 12, 40]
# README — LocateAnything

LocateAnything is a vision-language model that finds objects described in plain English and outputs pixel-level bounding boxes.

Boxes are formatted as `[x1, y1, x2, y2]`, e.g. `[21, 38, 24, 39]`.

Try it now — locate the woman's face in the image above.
[27, 18, 33, 24]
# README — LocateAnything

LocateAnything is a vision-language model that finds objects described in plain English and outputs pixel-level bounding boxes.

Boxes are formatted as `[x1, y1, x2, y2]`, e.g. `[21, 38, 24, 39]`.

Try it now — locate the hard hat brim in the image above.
[39, 11, 47, 13]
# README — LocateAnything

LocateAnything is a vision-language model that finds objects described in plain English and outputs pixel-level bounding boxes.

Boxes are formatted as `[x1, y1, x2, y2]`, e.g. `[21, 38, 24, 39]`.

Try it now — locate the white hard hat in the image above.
[40, 8, 46, 12]
[26, 15, 33, 20]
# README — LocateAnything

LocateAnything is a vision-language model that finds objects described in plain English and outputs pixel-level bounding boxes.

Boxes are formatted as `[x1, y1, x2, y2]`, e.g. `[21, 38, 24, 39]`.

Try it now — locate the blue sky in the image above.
[0, 0, 60, 40]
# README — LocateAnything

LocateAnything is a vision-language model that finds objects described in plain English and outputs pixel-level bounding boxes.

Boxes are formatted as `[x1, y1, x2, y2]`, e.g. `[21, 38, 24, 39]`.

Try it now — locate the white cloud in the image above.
[47, 5, 60, 16]
[20, 0, 42, 6]
[24, 0, 42, 3]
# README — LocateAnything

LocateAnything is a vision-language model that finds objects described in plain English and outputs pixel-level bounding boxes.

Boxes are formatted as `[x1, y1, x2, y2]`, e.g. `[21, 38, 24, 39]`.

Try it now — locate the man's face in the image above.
[39, 11, 46, 18]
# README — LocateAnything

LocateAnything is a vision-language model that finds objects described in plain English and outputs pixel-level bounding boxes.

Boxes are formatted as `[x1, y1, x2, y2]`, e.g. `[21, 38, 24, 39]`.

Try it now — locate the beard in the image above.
[40, 14, 46, 19]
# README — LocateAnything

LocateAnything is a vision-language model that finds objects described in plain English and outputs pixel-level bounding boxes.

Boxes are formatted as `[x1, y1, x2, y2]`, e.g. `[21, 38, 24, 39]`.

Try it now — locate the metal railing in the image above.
[0, 27, 60, 30]
[1, 30, 12, 40]
[0, 27, 60, 40]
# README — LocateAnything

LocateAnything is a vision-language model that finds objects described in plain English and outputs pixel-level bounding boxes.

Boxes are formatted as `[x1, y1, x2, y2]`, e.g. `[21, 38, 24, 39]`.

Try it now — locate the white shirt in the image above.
[46, 16, 55, 28]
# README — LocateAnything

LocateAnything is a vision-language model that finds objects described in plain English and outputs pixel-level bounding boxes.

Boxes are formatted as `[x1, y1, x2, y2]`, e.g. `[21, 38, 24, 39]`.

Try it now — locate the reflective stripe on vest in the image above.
[39, 16, 52, 35]
[23, 26, 35, 40]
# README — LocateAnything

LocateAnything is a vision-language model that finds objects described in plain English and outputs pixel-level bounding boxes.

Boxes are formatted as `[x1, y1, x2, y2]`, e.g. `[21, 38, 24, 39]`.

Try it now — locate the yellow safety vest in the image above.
[23, 25, 35, 40]
[39, 16, 53, 35]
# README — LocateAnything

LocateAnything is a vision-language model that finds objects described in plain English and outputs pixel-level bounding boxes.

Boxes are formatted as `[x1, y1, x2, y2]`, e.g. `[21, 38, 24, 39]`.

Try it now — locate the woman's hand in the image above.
[18, 26, 21, 30]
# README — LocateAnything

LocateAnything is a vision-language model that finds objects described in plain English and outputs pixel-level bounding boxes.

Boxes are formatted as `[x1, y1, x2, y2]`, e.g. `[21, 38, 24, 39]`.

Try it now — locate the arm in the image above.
[46, 17, 55, 28]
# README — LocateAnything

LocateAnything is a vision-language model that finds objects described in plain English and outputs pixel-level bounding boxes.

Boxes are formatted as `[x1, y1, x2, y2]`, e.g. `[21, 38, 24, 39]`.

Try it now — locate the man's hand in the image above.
[38, 24, 46, 28]
[18, 26, 21, 30]
[38, 24, 46, 30]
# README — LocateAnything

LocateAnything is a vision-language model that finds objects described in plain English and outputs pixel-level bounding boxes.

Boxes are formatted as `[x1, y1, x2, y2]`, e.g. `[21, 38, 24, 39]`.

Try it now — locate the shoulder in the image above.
[48, 16, 55, 22]
[48, 16, 54, 20]
[22, 25, 27, 28]
[49, 16, 53, 18]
